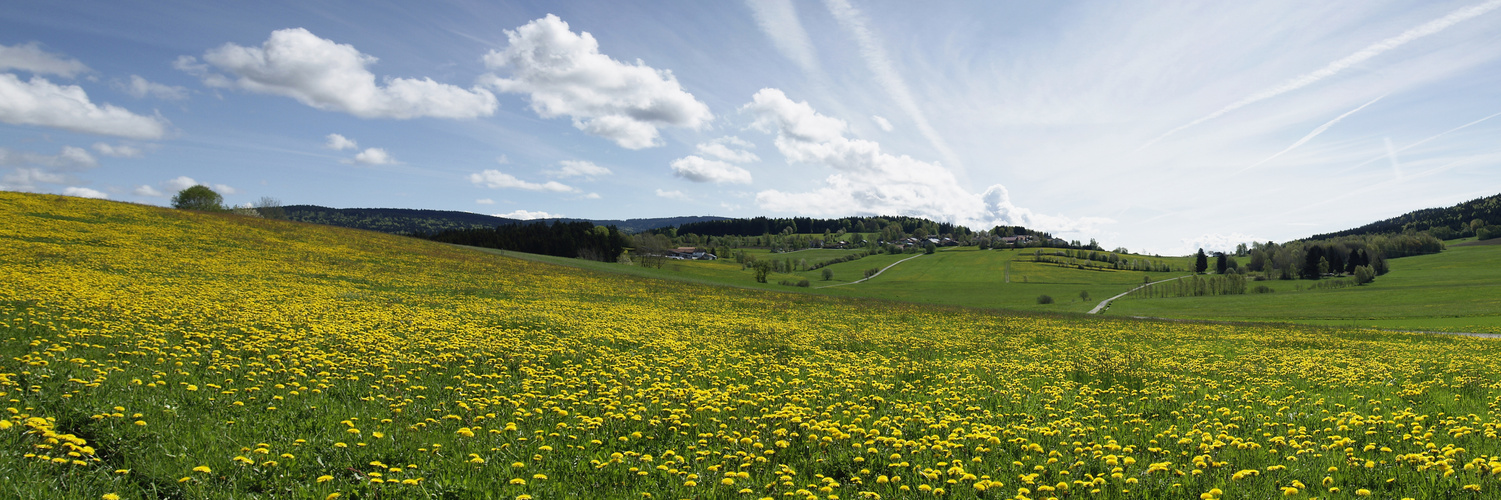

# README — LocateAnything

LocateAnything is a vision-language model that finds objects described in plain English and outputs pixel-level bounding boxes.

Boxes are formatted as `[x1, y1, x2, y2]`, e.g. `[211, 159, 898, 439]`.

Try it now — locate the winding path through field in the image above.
[1088, 275, 1194, 314]
[815, 253, 927, 289]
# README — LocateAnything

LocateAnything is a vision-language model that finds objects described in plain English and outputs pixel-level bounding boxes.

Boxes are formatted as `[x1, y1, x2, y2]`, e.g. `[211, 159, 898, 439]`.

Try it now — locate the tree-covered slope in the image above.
[1310, 192, 1501, 240]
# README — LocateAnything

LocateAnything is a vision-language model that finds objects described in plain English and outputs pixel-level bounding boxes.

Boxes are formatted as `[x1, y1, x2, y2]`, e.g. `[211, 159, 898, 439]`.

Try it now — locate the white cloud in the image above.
[655, 188, 691, 201]
[469, 169, 576, 192]
[0, 74, 169, 139]
[871, 115, 893, 132]
[62, 186, 108, 199]
[695, 136, 760, 163]
[343, 147, 397, 165]
[164, 176, 198, 191]
[669, 156, 753, 184]
[120, 75, 189, 100]
[495, 209, 562, 220]
[743, 88, 1109, 233]
[92, 142, 144, 158]
[1, 168, 68, 190]
[581, 192, 602, 199]
[0, 42, 89, 77]
[1175, 233, 1263, 256]
[191, 28, 497, 119]
[548, 159, 612, 178]
[324, 133, 358, 150]
[745, 0, 820, 73]
[136, 176, 230, 198]
[0, 146, 98, 170]
[476, 198, 495, 205]
[480, 15, 713, 149]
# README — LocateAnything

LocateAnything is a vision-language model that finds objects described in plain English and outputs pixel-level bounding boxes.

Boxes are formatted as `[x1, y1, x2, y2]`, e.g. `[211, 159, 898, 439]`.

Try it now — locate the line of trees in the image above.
[417, 221, 628, 262]
[1129, 274, 1249, 298]
[1032, 249, 1180, 272]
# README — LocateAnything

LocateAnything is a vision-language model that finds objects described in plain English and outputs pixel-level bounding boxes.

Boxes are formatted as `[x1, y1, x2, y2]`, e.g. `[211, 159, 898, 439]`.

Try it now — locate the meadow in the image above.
[513, 245, 1194, 315]
[1106, 244, 1501, 333]
[4, 191, 1501, 499]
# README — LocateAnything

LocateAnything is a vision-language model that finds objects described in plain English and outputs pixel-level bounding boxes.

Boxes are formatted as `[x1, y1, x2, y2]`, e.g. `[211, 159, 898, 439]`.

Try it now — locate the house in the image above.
[998, 235, 1033, 246]
[665, 247, 716, 260]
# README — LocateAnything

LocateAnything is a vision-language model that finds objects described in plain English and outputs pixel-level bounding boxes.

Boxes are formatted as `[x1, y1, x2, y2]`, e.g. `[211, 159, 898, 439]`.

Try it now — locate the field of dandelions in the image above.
[3, 192, 1500, 500]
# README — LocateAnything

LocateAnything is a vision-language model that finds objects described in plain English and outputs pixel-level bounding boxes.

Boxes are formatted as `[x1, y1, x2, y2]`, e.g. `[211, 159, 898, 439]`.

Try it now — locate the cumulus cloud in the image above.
[469, 169, 576, 192]
[480, 15, 713, 149]
[119, 75, 189, 100]
[1175, 233, 1262, 256]
[0, 168, 67, 191]
[133, 176, 233, 198]
[164, 176, 198, 191]
[495, 209, 562, 220]
[0, 74, 169, 139]
[62, 186, 108, 199]
[189, 28, 497, 119]
[0, 145, 98, 170]
[92, 142, 144, 158]
[548, 159, 611, 178]
[324, 133, 357, 150]
[0, 42, 89, 77]
[742, 88, 1109, 233]
[871, 115, 893, 132]
[695, 136, 759, 163]
[669, 156, 753, 184]
[655, 188, 691, 201]
[343, 147, 397, 165]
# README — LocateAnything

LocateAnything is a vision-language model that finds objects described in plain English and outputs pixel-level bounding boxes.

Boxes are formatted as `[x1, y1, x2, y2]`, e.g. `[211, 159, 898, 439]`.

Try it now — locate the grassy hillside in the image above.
[1105, 243, 1501, 333]
[3, 192, 1501, 499]
[514, 245, 1194, 314]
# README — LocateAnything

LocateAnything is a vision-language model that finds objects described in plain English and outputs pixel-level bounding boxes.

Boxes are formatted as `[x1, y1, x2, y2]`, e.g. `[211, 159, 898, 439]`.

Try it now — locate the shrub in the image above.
[821, 268, 834, 281]
[864, 268, 880, 279]
[796, 279, 810, 288]
[1353, 265, 1376, 285]
[1037, 295, 1054, 304]
[1253, 285, 1274, 294]
[1478, 226, 1498, 241]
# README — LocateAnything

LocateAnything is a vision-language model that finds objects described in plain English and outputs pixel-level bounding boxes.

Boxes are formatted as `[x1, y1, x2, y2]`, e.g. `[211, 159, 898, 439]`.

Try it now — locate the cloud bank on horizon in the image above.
[1, 1, 1500, 254]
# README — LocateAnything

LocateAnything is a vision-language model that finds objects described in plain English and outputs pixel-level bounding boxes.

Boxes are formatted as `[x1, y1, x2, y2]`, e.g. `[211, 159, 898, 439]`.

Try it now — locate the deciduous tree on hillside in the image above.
[171, 185, 225, 212]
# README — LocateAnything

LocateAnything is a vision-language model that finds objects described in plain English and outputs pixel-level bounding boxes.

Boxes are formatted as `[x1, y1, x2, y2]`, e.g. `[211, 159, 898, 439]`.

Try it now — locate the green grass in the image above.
[1105, 242, 1501, 332]
[486, 245, 1193, 314]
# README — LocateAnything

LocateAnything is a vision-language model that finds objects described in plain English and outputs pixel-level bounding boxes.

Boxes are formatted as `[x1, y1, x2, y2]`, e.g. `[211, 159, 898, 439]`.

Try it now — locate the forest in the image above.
[416, 221, 629, 262]
[1309, 192, 1501, 240]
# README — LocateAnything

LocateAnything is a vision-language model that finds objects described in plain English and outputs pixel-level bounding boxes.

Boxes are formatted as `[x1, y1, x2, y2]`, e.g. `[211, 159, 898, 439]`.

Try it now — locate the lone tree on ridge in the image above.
[171, 185, 225, 212]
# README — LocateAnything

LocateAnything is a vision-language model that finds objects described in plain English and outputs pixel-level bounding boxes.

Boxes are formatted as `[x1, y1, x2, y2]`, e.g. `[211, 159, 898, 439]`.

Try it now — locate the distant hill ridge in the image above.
[1309, 192, 1501, 240]
[282, 205, 726, 234]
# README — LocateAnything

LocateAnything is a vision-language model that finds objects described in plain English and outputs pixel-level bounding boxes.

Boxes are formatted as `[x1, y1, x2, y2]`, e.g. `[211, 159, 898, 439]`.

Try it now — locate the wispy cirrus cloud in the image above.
[1142, 0, 1501, 149]
[824, 0, 964, 174]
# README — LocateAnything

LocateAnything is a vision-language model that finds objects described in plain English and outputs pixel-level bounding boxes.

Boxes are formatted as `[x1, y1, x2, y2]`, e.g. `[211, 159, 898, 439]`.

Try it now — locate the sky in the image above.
[2, 0, 1500, 255]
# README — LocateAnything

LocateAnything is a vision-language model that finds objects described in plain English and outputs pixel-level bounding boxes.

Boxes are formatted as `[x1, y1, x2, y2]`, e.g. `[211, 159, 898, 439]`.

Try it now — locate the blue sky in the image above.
[3, 1, 1500, 254]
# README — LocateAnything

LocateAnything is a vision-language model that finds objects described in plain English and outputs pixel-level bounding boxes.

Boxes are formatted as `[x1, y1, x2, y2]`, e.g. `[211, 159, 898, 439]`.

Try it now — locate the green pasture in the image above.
[482, 244, 1193, 314]
[1105, 242, 1501, 333]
